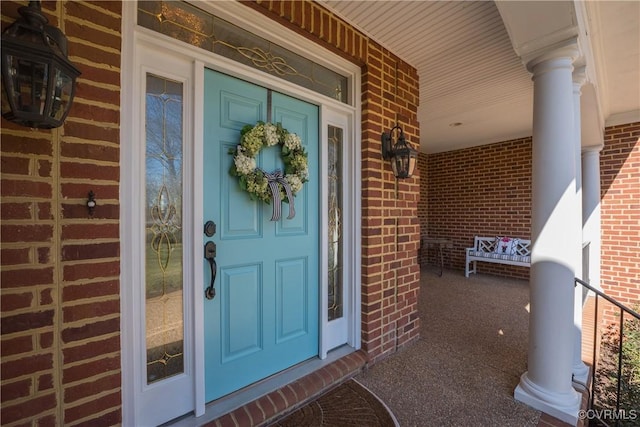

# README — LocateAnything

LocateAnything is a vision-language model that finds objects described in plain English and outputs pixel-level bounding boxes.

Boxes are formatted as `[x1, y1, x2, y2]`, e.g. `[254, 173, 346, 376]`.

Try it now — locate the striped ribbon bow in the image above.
[262, 169, 296, 221]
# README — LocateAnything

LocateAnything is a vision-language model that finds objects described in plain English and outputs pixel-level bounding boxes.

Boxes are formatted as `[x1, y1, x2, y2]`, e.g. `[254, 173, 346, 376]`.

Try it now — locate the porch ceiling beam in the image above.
[496, 0, 605, 146]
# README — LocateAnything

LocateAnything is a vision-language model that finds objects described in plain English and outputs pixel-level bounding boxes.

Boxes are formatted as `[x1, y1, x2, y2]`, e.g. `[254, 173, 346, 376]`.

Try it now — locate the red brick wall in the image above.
[422, 137, 532, 278]
[2, 1, 420, 424]
[418, 153, 429, 266]
[420, 123, 639, 310]
[1, 1, 122, 426]
[245, 1, 421, 362]
[600, 122, 640, 322]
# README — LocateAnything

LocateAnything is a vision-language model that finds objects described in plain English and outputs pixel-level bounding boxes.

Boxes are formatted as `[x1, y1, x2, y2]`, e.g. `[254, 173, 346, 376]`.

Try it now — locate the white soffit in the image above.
[321, 0, 532, 153]
[321, 0, 639, 153]
[586, 0, 640, 123]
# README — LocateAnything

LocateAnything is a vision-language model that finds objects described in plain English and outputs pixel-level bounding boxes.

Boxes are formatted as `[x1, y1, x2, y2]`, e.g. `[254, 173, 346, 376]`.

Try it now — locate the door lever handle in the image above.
[204, 241, 217, 300]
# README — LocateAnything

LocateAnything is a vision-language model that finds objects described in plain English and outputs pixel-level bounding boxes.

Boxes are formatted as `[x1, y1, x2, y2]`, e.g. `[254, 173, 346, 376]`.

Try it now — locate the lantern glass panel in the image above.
[9, 55, 48, 116]
[391, 150, 417, 179]
[1, 61, 11, 116]
[408, 156, 417, 177]
[49, 67, 74, 121]
[391, 156, 405, 178]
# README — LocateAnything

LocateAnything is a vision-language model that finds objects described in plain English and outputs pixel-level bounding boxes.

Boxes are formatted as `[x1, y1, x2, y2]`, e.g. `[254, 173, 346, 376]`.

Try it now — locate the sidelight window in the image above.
[145, 74, 185, 384]
[327, 125, 344, 321]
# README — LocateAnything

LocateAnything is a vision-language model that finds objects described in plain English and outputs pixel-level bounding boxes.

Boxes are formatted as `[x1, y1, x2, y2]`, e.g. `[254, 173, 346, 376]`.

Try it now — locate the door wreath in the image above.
[229, 121, 309, 221]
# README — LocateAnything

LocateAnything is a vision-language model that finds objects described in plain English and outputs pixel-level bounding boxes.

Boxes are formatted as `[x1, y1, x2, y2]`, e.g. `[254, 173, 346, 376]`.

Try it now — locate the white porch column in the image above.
[514, 41, 582, 425]
[571, 67, 589, 385]
[582, 144, 603, 290]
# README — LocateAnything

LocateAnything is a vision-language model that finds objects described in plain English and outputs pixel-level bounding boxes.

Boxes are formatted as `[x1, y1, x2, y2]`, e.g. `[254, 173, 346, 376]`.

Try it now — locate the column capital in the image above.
[525, 37, 580, 74]
[582, 144, 604, 154]
[573, 66, 587, 88]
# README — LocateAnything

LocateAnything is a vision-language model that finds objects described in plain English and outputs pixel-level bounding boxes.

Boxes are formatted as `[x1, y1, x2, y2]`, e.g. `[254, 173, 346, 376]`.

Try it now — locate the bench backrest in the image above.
[474, 236, 531, 257]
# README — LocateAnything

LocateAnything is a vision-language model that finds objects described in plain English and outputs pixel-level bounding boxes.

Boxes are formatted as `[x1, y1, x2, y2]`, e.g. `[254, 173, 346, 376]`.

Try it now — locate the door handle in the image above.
[204, 241, 217, 300]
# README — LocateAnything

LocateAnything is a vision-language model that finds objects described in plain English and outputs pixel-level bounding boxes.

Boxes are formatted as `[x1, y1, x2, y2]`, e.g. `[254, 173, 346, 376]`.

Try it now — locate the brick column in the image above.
[514, 40, 582, 425]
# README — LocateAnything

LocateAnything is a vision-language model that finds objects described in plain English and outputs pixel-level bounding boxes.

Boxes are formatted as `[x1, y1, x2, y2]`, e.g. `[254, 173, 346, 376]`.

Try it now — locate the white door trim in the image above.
[120, 2, 362, 425]
[319, 107, 362, 357]
[192, 61, 206, 417]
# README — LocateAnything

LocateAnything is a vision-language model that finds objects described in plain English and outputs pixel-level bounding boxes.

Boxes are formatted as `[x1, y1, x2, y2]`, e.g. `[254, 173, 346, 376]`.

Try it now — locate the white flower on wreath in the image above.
[286, 174, 303, 194]
[284, 133, 302, 151]
[264, 123, 279, 146]
[295, 165, 309, 182]
[233, 149, 256, 175]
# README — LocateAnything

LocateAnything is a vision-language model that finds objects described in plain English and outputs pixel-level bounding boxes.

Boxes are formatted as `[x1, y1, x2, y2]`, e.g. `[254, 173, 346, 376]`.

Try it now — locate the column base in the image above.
[514, 372, 581, 425]
[572, 361, 590, 386]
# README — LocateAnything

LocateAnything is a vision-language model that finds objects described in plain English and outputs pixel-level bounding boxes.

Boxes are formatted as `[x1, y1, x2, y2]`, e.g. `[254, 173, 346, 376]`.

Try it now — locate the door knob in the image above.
[204, 220, 216, 237]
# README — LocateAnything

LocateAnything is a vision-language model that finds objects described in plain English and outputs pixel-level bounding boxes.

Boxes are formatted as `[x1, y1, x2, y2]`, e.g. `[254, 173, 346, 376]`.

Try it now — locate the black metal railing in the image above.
[575, 277, 640, 427]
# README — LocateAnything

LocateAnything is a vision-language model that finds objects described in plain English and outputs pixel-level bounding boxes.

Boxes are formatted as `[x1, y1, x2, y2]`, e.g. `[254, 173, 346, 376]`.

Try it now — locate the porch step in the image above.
[204, 350, 368, 427]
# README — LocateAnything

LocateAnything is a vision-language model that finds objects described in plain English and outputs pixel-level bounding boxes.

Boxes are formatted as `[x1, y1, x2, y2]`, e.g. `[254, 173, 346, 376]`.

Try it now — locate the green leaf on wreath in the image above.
[239, 178, 248, 191]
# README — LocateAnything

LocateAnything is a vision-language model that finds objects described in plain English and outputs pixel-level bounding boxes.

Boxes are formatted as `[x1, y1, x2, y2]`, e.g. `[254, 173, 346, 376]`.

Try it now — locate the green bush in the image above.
[592, 306, 640, 426]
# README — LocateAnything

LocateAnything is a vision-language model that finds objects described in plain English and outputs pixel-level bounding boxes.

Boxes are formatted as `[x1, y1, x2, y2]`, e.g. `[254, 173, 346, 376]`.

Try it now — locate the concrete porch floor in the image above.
[190, 267, 591, 426]
[354, 267, 581, 427]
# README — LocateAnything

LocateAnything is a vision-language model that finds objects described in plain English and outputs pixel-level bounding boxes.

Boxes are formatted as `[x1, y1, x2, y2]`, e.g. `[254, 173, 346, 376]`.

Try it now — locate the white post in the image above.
[582, 145, 603, 291]
[514, 41, 582, 425]
[572, 67, 589, 385]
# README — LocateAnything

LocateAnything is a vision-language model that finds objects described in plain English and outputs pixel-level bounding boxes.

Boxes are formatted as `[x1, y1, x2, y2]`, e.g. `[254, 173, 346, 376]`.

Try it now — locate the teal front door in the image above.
[203, 69, 319, 402]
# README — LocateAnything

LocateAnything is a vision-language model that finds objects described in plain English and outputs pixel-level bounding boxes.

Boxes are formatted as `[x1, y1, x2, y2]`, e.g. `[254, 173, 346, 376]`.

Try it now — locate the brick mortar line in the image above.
[52, 347, 121, 370]
[67, 410, 121, 427]
[60, 136, 120, 147]
[58, 157, 120, 166]
[1, 174, 55, 182]
[0, 153, 53, 160]
[58, 237, 121, 244]
[0, 128, 52, 138]
[60, 276, 120, 289]
[71, 97, 120, 110]
[63, 117, 121, 129]
[67, 36, 120, 55]
[60, 256, 120, 265]
[59, 297, 121, 310]
[63, 385, 121, 407]
[75, 78, 121, 92]
[65, 15, 121, 35]
[53, 115, 65, 426]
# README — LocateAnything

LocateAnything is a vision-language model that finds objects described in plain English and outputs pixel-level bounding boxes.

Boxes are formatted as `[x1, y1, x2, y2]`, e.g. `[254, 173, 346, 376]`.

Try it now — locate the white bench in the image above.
[465, 236, 531, 277]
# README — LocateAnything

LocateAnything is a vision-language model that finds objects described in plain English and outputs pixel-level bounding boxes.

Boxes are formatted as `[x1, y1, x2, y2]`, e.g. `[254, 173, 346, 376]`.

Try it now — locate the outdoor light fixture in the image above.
[1, 0, 80, 129]
[381, 124, 418, 179]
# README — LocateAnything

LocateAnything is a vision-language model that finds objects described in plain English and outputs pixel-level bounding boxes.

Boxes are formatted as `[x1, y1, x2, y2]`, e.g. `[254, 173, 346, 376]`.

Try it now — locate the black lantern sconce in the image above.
[1, 1, 81, 129]
[381, 124, 418, 179]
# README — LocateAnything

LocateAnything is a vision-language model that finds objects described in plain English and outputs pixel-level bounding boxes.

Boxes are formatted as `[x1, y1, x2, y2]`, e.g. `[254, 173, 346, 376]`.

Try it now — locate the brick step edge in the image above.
[205, 350, 368, 427]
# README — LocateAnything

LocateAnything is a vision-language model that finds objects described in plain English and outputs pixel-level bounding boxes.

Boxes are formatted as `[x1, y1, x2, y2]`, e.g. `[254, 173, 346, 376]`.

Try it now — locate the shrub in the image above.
[592, 306, 640, 426]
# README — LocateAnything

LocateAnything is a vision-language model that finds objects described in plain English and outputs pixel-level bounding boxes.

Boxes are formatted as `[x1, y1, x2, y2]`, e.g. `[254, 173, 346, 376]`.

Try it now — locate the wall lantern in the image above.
[381, 124, 418, 179]
[1, 1, 80, 129]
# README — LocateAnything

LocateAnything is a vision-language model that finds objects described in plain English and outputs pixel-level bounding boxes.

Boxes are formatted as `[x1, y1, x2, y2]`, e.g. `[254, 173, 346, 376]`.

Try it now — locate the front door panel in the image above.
[203, 70, 319, 402]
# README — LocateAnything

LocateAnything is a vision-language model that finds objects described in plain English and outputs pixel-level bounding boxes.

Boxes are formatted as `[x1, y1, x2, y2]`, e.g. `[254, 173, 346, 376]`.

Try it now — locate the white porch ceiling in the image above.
[320, 1, 640, 154]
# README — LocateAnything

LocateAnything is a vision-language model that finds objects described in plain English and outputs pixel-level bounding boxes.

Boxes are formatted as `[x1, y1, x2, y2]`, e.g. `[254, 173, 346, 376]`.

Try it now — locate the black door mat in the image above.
[268, 379, 398, 427]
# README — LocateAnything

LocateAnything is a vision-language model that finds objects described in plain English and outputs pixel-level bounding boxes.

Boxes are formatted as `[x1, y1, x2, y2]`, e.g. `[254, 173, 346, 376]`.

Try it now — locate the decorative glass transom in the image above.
[137, 1, 348, 103]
